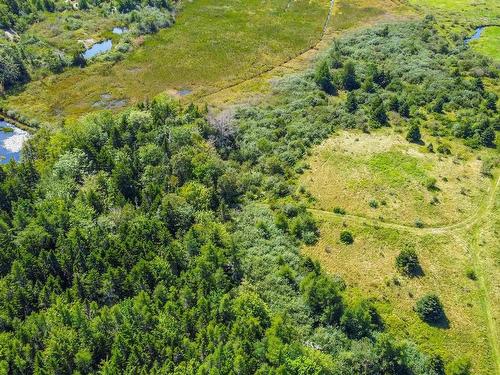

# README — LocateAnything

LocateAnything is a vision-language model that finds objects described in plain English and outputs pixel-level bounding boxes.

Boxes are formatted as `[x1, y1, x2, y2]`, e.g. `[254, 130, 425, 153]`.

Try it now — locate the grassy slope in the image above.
[4, 0, 329, 122]
[300, 130, 491, 227]
[303, 212, 496, 374]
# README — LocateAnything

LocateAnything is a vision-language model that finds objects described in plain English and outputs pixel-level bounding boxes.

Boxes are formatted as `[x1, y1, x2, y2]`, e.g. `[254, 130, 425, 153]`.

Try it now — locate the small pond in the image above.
[178, 89, 192, 96]
[83, 39, 112, 60]
[0, 120, 29, 164]
[464, 26, 485, 44]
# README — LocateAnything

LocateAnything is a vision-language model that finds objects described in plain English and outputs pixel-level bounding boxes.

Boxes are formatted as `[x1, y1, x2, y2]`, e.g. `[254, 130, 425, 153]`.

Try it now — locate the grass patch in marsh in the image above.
[469, 26, 500, 62]
[4, 0, 329, 122]
[407, 0, 500, 28]
[300, 130, 492, 227]
[303, 213, 496, 374]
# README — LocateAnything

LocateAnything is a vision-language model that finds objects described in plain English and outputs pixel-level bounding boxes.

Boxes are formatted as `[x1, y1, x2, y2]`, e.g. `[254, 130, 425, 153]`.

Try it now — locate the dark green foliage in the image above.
[406, 123, 422, 143]
[341, 60, 359, 91]
[314, 60, 336, 95]
[415, 294, 446, 325]
[340, 231, 353, 245]
[340, 300, 383, 339]
[395, 247, 421, 277]
[346, 91, 358, 113]
[371, 96, 387, 124]
[301, 271, 343, 325]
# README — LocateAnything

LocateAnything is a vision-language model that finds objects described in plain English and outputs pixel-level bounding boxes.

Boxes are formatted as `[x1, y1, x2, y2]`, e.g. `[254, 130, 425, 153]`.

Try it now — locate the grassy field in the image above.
[300, 130, 492, 227]
[406, 0, 500, 27]
[469, 26, 500, 62]
[3, 0, 330, 123]
[204, 0, 414, 110]
[302, 211, 497, 374]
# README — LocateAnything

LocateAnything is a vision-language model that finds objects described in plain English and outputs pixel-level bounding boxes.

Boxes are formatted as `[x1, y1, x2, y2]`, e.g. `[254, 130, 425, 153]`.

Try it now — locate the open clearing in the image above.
[407, 0, 500, 28]
[300, 130, 492, 227]
[302, 208, 497, 374]
[3, 0, 329, 122]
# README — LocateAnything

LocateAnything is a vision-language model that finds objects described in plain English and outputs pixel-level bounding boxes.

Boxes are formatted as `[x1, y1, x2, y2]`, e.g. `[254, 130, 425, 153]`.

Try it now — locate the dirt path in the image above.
[309, 174, 500, 373]
[310, 174, 499, 235]
[193, 0, 338, 106]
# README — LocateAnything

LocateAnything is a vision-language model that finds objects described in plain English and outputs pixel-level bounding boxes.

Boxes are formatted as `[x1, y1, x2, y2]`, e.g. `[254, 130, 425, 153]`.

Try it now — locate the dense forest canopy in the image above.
[0, 16, 498, 375]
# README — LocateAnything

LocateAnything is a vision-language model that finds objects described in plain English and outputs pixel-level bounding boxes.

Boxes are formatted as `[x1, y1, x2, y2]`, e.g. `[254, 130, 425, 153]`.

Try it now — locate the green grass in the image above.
[4, 0, 329, 122]
[407, 0, 500, 28]
[300, 129, 492, 227]
[303, 213, 497, 374]
[469, 26, 500, 61]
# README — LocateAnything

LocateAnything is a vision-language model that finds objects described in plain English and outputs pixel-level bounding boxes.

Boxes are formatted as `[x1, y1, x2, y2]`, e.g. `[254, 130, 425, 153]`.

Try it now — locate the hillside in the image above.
[0, 0, 498, 374]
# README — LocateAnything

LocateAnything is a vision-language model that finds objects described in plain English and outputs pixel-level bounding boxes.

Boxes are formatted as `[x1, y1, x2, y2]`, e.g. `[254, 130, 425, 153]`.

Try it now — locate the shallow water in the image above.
[464, 27, 485, 44]
[0, 120, 29, 164]
[178, 89, 192, 96]
[83, 39, 112, 59]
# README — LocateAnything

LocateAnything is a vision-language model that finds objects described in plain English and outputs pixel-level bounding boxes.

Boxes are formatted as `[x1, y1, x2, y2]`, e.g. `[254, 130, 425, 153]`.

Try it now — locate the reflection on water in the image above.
[0, 120, 29, 164]
[83, 40, 112, 59]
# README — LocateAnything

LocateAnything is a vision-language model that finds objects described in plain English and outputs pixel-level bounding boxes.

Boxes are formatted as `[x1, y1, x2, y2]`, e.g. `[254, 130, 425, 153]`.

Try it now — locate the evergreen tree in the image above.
[346, 91, 358, 113]
[406, 123, 422, 143]
[314, 60, 336, 95]
[342, 61, 358, 91]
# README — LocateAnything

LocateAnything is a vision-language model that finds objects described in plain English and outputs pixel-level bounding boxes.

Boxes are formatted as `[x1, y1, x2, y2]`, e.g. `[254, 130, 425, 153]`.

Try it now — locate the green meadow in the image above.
[3, 0, 329, 122]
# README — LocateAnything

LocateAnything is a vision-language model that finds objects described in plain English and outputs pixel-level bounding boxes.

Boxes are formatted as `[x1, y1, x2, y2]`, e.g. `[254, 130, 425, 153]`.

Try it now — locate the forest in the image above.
[0, 16, 498, 373]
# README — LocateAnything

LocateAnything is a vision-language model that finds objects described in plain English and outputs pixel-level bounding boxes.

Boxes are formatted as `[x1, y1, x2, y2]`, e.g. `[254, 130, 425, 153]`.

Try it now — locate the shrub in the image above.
[406, 123, 422, 143]
[333, 207, 346, 215]
[446, 357, 472, 375]
[415, 294, 445, 324]
[425, 177, 438, 191]
[395, 247, 421, 276]
[415, 219, 424, 228]
[369, 200, 379, 208]
[465, 268, 477, 280]
[340, 231, 353, 245]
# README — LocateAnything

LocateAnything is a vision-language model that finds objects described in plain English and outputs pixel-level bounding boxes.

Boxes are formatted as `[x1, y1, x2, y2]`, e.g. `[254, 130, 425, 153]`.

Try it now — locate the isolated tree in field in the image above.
[415, 294, 446, 324]
[406, 123, 422, 143]
[315, 60, 336, 95]
[346, 91, 358, 112]
[340, 231, 353, 245]
[342, 61, 359, 91]
[395, 247, 421, 276]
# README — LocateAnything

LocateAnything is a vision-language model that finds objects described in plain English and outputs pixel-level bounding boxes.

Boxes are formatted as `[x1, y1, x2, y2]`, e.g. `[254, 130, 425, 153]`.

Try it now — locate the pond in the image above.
[0, 120, 29, 164]
[83, 39, 112, 60]
[464, 26, 485, 44]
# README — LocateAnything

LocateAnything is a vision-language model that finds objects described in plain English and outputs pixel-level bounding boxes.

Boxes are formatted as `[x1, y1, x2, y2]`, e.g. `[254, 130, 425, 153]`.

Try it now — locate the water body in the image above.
[83, 39, 112, 60]
[113, 27, 127, 35]
[0, 120, 29, 164]
[464, 26, 485, 44]
[178, 89, 192, 96]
